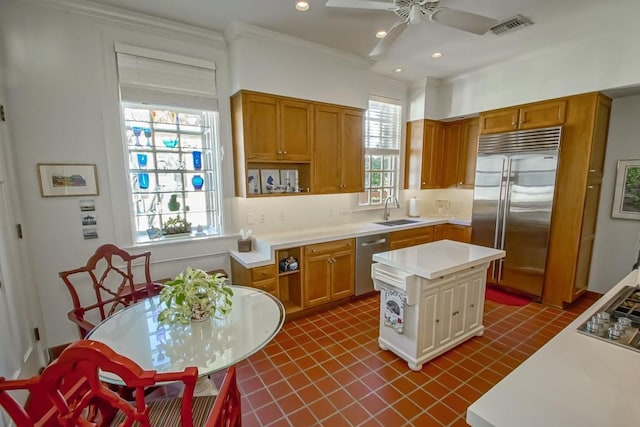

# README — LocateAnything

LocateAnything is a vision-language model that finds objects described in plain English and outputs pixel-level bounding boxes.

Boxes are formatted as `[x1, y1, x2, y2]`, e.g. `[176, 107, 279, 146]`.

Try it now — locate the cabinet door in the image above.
[479, 108, 519, 134]
[433, 225, 446, 241]
[303, 253, 332, 307]
[244, 93, 279, 160]
[587, 95, 611, 178]
[314, 105, 342, 193]
[445, 225, 471, 243]
[331, 249, 355, 299]
[463, 271, 485, 332]
[420, 121, 437, 188]
[437, 283, 456, 348]
[458, 118, 479, 188]
[280, 99, 312, 161]
[404, 120, 425, 190]
[452, 281, 469, 340]
[441, 122, 462, 188]
[418, 287, 440, 357]
[518, 100, 566, 130]
[341, 109, 364, 193]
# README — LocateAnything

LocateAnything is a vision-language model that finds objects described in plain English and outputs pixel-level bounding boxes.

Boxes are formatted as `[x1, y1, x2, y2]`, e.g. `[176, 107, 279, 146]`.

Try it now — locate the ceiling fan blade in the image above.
[430, 7, 498, 35]
[369, 20, 406, 57]
[325, 0, 396, 10]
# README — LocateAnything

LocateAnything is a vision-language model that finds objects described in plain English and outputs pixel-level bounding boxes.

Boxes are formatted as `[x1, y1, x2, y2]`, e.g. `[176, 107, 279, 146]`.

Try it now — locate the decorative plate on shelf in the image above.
[247, 169, 261, 194]
[260, 169, 280, 193]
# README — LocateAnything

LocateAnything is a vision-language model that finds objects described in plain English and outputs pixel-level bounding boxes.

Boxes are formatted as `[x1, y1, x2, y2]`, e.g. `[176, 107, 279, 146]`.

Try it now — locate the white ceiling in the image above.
[87, 0, 614, 82]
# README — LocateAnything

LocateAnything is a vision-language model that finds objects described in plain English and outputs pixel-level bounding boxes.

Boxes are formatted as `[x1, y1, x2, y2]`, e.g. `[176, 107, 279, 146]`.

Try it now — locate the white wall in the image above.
[437, 0, 640, 119]
[589, 95, 640, 293]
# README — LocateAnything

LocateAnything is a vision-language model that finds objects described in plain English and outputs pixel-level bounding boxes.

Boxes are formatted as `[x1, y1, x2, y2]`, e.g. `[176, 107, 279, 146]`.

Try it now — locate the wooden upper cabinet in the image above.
[341, 108, 365, 193]
[314, 105, 364, 194]
[458, 117, 479, 188]
[405, 119, 472, 190]
[243, 93, 279, 160]
[442, 122, 462, 188]
[587, 96, 612, 178]
[280, 99, 313, 161]
[235, 91, 312, 161]
[479, 99, 567, 134]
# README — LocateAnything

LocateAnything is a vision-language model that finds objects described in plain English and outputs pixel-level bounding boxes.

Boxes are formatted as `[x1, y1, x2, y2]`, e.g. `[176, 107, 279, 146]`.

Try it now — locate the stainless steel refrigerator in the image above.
[471, 127, 562, 298]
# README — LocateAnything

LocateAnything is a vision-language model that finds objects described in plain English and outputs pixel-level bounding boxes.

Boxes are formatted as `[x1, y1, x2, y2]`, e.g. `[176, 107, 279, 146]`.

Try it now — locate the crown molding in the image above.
[224, 20, 373, 68]
[21, 0, 225, 44]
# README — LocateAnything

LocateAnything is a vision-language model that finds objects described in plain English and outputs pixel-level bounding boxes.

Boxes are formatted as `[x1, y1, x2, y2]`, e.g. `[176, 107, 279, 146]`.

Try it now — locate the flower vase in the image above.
[168, 194, 180, 211]
[192, 175, 204, 190]
[190, 296, 211, 322]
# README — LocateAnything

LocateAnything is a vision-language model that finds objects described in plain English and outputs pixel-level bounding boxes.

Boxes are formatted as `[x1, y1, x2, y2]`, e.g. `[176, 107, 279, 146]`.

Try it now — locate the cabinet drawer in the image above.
[305, 238, 355, 256]
[251, 278, 278, 295]
[390, 226, 433, 243]
[251, 265, 276, 281]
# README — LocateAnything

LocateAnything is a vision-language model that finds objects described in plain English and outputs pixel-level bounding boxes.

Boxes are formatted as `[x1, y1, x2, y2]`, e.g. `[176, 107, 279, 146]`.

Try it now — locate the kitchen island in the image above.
[372, 240, 505, 370]
[466, 269, 640, 427]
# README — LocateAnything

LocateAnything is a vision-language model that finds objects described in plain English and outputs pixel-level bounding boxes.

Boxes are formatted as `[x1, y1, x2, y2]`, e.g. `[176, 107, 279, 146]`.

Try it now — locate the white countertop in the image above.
[372, 240, 505, 280]
[466, 269, 640, 427]
[230, 216, 471, 269]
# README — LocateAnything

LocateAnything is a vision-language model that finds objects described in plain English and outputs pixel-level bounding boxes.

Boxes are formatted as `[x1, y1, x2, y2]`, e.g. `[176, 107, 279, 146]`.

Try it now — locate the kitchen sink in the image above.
[374, 219, 421, 227]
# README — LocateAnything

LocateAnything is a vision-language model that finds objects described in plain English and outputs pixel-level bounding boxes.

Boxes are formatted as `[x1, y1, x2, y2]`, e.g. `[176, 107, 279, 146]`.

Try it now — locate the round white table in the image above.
[86, 285, 285, 394]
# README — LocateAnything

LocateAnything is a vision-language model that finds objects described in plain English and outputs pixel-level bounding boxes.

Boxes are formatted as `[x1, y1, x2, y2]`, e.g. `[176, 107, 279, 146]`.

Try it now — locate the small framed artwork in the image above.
[260, 169, 280, 193]
[38, 164, 99, 197]
[612, 159, 640, 219]
[280, 169, 299, 192]
[247, 169, 261, 194]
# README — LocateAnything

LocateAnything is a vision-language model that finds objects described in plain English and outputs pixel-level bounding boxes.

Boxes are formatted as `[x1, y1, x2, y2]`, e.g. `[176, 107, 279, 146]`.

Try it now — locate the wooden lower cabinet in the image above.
[230, 259, 278, 297]
[303, 239, 355, 307]
[444, 224, 472, 243]
[390, 226, 434, 249]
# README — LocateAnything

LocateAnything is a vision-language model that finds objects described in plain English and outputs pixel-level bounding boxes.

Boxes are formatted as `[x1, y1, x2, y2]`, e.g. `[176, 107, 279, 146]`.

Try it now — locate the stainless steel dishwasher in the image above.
[355, 233, 390, 296]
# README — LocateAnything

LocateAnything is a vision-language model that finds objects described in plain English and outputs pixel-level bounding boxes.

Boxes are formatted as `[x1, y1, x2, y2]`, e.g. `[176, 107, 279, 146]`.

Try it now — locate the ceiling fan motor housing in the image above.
[394, 0, 439, 23]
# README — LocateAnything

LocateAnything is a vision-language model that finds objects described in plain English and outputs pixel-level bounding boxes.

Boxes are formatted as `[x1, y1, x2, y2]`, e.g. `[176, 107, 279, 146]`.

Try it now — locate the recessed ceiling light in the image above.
[376, 30, 387, 39]
[394, 68, 403, 73]
[295, 1, 310, 12]
[432, 52, 443, 58]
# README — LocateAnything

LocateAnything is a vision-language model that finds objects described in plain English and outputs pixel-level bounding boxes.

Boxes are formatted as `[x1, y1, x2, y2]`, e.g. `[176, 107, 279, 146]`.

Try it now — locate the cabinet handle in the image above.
[422, 181, 426, 185]
[511, 121, 516, 126]
[589, 169, 596, 172]
[452, 311, 459, 316]
[435, 319, 440, 323]
[283, 151, 287, 155]
[588, 185, 594, 189]
[470, 304, 475, 308]
[311, 249, 317, 253]
[278, 150, 282, 155]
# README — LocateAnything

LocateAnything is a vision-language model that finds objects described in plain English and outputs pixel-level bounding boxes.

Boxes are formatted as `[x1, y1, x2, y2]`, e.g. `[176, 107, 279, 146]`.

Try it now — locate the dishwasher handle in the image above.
[360, 238, 387, 247]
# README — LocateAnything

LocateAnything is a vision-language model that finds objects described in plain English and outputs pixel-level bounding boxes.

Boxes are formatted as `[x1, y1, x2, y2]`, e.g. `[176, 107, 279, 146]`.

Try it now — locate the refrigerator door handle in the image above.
[497, 158, 513, 281]
[491, 157, 506, 281]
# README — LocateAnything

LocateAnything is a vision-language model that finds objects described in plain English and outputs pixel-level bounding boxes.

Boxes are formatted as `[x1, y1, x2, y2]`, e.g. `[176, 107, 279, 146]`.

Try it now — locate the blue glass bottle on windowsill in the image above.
[191, 175, 204, 190]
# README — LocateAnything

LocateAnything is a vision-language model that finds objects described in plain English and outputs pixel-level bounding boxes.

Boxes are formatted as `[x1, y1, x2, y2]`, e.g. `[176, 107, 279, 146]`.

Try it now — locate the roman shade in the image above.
[115, 43, 217, 111]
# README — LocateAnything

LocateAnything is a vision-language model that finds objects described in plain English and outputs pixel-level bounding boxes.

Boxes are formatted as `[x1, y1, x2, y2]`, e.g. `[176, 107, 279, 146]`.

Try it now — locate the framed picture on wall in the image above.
[612, 159, 640, 219]
[37, 164, 99, 197]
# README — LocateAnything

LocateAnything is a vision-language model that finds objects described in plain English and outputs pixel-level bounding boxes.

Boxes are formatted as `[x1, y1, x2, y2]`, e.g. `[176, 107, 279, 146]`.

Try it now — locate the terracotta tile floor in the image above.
[235, 291, 599, 426]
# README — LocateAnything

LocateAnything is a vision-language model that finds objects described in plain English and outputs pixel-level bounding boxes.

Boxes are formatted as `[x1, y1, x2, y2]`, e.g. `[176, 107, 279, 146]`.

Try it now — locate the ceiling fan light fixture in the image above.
[376, 30, 388, 39]
[408, 4, 422, 25]
[295, 1, 310, 12]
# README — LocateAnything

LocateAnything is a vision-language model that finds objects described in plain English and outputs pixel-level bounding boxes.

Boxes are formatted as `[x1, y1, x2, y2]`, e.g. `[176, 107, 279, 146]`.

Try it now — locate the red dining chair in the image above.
[59, 244, 163, 338]
[0, 340, 242, 427]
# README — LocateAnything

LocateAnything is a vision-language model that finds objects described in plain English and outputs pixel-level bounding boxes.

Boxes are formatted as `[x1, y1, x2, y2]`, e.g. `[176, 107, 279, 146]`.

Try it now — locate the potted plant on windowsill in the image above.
[162, 215, 192, 236]
[157, 267, 233, 324]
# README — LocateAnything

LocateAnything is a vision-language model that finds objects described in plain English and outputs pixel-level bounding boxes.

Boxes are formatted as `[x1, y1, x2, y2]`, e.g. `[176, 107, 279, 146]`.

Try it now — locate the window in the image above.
[122, 105, 222, 243]
[115, 43, 222, 243]
[359, 98, 402, 206]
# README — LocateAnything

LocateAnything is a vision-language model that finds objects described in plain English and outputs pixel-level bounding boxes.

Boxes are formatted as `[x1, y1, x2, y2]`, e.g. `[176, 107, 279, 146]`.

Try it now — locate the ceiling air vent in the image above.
[490, 15, 533, 35]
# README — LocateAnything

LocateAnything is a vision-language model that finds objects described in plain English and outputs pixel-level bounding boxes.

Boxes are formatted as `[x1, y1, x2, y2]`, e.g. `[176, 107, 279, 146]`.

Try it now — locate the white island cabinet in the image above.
[372, 240, 505, 371]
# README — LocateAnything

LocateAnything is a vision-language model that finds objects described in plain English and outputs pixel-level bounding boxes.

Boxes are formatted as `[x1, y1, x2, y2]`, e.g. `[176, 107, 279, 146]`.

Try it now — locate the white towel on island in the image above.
[382, 287, 406, 334]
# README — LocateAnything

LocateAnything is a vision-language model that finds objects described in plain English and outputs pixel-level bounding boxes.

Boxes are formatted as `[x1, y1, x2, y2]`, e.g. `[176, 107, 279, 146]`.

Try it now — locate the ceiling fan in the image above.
[325, 0, 498, 57]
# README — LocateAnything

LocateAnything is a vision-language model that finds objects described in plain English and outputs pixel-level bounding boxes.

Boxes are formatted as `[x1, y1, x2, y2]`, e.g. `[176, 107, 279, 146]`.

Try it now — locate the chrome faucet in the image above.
[383, 195, 400, 221]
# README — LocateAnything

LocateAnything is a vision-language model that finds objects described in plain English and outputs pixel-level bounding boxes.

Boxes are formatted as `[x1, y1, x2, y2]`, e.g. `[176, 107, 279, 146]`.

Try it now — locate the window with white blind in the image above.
[115, 44, 223, 243]
[359, 98, 402, 207]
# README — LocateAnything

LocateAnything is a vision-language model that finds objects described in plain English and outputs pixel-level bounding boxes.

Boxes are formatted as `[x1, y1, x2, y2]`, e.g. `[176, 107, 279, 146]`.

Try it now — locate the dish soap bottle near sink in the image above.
[408, 197, 420, 218]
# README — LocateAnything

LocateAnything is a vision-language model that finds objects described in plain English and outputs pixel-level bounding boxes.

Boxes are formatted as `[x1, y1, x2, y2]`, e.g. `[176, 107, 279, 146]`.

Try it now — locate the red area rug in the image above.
[485, 286, 531, 306]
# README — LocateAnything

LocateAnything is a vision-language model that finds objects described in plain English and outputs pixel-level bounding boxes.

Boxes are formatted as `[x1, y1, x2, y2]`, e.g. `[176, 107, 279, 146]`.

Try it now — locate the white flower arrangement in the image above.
[158, 267, 233, 324]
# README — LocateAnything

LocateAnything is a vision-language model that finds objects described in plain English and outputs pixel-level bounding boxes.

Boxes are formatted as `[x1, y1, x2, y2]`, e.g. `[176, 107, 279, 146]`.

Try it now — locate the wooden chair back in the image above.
[58, 244, 162, 337]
